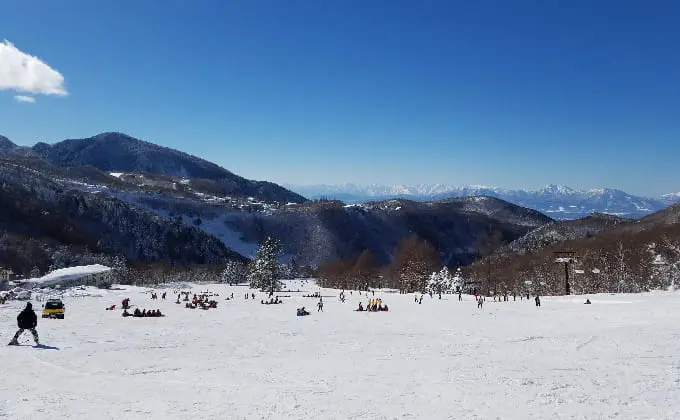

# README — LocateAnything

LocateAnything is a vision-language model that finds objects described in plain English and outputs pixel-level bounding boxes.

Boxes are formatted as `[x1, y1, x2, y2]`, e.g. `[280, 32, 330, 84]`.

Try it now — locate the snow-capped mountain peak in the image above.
[538, 184, 578, 195]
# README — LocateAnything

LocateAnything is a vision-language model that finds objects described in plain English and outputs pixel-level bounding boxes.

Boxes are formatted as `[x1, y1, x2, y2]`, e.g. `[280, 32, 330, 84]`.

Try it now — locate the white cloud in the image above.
[0, 39, 68, 96]
[14, 95, 36, 103]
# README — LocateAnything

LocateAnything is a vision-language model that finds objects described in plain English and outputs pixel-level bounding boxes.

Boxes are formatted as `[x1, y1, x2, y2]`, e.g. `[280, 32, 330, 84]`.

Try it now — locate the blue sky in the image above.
[0, 0, 678, 195]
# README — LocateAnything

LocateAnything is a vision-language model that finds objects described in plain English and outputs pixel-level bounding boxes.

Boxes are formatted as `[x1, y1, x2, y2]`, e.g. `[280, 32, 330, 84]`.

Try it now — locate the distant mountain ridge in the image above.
[0, 132, 306, 204]
[287, 183, 677, 220]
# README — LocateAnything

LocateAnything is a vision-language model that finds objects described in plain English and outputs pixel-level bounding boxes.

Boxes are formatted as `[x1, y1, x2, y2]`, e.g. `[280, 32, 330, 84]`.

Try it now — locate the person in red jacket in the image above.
[8, 302, 39, 346]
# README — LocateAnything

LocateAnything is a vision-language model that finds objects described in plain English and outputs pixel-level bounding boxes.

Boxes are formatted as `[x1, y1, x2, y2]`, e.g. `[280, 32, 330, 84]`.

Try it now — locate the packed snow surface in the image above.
[2, 281, 680, 419]
[22, 264, 112, 286]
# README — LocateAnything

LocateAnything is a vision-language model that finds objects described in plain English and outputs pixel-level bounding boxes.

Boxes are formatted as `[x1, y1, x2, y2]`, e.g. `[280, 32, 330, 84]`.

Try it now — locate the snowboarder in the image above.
[458, 291, 462, 302]
[535, 295, 541, 307]
[477, 295, 484, 309]
[162, 292, 166, 300]
[8, 302, 39, 346]
[419, 295, 423, 304]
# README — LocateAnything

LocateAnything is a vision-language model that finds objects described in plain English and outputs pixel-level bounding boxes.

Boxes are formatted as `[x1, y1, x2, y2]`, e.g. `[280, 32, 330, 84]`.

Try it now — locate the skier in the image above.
[535, 295, 541, 307]
[477, 295, 484, 309]
[458, 291, 462, 302]
[162, 292, 166, 300]
[8, 302, 39, 346]
[317, 299, 324, 312]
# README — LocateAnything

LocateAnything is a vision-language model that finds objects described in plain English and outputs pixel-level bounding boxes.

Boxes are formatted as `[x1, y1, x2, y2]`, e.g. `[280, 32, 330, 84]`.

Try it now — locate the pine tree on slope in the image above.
[248, 237, 283, 294]
[221, 260, 246, 285]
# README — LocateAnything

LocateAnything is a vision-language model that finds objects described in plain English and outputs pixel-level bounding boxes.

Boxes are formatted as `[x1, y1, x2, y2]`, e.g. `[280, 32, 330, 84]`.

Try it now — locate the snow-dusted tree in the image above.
[428, 267, 452, 294]
[248, 237, 283, 294]
[427, 271, 441, 293]
[221, 260, 247, 285]
[451, 267, 464, 292]
[615, 241, 636, 293]
[111, 255, 133, 285]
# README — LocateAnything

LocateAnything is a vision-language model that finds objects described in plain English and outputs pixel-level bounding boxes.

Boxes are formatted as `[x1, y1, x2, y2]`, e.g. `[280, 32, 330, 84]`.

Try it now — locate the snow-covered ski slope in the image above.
[2, 281, 680, 419]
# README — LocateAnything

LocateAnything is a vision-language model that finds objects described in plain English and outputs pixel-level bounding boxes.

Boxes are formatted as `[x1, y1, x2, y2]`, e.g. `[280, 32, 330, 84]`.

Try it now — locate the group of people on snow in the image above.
[123, 308, 164, 317]
[261, 297, 282, 305]
[150, 292, 166, 300]
[357, 298, 388, 312]
[175, 292, 219, 310]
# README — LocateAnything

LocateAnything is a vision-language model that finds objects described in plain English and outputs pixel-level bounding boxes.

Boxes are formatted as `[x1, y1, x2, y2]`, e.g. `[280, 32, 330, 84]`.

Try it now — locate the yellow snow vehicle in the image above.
[42, 299, 65, 319]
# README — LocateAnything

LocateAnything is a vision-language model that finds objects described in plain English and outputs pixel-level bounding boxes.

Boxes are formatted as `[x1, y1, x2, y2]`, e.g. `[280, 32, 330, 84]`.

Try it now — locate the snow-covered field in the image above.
[2, 281, 680, 419]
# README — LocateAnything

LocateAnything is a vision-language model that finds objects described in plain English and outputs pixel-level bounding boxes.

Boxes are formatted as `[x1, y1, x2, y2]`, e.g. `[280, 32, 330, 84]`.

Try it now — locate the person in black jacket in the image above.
[8, 302, 40, 346]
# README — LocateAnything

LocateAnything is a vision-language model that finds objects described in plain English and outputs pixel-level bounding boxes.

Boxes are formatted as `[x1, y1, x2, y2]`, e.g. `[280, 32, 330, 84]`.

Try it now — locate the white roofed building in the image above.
[22, 265, 113, 289]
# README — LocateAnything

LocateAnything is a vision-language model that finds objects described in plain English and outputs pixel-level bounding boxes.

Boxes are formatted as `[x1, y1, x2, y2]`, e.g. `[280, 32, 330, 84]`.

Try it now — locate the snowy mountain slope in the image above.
[2, 282, 680, 419]
[0, 153, 550, 268]
[660, 192, 680, 205]
[0, 159, 244, 275]
[288, 183, 669, 219]
[507, 213, 630, 254]
[198, 197, 550, 267]
[93, 181, 551, 267]
[0, 132, 306, 204]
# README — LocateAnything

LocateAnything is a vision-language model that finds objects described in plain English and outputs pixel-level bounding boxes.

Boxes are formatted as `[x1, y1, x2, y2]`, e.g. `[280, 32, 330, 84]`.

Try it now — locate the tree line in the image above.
[465, 224, 680, 296]
[315, 234, 459, 293]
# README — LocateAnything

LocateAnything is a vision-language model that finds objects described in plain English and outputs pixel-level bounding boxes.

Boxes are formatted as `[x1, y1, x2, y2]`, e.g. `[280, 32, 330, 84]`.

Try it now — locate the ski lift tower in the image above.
[554, 251, 577, 295]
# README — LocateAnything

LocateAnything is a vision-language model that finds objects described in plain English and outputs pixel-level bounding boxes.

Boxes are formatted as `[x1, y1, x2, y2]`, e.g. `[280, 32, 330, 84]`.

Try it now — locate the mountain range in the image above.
[286, 183, 680, 220]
